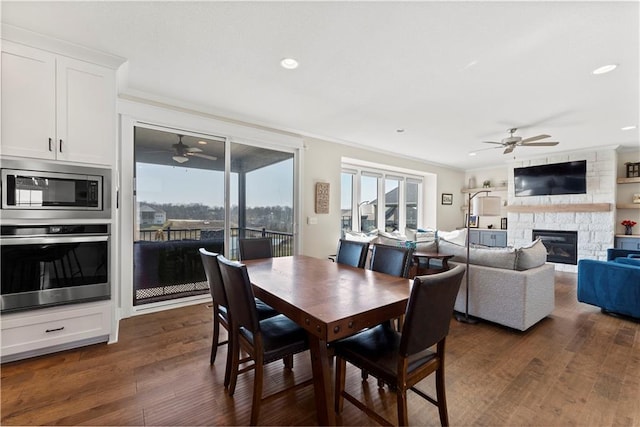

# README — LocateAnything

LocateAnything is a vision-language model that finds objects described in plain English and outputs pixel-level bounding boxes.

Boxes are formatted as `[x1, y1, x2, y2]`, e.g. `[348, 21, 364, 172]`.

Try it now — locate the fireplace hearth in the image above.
[532, 229, 578, 265]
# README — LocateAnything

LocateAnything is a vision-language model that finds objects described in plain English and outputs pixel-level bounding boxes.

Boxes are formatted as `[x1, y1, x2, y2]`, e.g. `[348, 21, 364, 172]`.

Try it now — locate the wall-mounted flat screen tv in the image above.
[514, 160, 587, 197]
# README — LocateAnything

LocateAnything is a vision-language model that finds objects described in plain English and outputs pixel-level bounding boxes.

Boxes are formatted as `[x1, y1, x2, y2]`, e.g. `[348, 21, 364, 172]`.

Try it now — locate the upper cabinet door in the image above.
[1, 41, 57, 159]
[56, 56, 115, 165]
[1, 41, 115, 166]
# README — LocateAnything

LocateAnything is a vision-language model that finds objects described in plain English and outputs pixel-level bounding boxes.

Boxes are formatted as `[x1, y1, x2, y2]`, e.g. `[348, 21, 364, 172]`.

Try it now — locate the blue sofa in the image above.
[577, 248, 640, 319]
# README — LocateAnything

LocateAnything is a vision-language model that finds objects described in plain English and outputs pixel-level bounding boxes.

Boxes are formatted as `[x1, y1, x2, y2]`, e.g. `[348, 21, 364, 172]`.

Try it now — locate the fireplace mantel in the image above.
[506, 203, 613, 213]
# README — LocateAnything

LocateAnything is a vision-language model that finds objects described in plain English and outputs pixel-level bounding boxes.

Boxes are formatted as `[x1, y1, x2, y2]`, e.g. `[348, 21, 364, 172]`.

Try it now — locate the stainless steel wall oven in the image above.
[1, 224, 110, 312]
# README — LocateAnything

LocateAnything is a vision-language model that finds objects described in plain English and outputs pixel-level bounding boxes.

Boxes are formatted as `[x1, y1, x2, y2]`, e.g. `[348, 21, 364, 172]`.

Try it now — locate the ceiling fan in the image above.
[171, 134, 217, 163]
[480, 128, 559, 154]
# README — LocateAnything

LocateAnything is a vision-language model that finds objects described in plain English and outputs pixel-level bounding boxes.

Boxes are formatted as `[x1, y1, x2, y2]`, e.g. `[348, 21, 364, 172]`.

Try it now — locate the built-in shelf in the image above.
[506, 203, 613, 213]
[617, 203, 640, 209]
[615, 234, 640, 238]
[461, 186, 507, 193]
[617, 177, 640, 184]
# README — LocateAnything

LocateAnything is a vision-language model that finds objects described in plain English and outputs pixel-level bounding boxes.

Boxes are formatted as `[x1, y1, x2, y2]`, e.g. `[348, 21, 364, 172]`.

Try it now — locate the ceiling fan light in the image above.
[172, 155, 189, 164]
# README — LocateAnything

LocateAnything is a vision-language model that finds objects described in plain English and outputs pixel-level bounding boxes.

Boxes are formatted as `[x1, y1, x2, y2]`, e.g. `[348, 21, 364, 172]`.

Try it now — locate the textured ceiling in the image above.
[2, 1, 638, 170]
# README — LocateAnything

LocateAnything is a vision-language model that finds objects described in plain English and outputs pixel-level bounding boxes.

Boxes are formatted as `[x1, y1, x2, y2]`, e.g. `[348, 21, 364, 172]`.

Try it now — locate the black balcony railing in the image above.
[134, 226, 293, 305]
[137, 226, 293, 259]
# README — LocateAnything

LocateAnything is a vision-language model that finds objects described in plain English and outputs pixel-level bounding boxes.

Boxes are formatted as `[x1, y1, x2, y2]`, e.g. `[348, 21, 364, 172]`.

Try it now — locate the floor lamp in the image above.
[455, 191, 502, 324]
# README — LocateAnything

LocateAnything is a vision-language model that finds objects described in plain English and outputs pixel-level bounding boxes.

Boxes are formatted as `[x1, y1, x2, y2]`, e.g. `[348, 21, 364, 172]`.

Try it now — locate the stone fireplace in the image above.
[506, 149, 616, 273]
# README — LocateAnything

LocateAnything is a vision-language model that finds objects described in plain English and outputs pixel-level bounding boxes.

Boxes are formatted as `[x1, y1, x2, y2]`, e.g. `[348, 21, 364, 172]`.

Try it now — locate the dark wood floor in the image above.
[2, 272, 639, 426]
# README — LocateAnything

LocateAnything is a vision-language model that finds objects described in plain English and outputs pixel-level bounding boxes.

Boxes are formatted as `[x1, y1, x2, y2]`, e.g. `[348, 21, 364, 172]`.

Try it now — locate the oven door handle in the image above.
[0, 235, 109, 245]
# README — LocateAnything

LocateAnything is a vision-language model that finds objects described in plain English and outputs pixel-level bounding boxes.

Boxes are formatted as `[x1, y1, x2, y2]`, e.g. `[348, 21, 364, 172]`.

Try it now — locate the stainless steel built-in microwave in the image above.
[0, 158, 111, 220]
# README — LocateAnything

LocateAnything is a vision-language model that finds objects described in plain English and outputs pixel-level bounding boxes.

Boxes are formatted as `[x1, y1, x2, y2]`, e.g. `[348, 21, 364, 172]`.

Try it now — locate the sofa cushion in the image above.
[438, 228, 467, 246]
[516, 238, 548, 271]
[439, 239, 517, 270]
[344, 230, 378, 243]
[614, 257, 640, 267]
[376, 230, 409, 246]
[415, 240, 438, 252]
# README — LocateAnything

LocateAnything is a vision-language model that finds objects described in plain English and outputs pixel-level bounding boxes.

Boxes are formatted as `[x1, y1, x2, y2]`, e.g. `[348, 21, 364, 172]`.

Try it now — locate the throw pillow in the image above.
[516, 238, 547, 271]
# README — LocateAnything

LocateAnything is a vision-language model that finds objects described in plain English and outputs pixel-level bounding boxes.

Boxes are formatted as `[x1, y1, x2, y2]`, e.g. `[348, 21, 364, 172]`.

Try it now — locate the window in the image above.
[341, 164, 423, 234]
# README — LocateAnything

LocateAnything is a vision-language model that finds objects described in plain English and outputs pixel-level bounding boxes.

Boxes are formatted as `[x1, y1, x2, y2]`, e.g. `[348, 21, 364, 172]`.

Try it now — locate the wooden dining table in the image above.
[244, 255, 412, 426]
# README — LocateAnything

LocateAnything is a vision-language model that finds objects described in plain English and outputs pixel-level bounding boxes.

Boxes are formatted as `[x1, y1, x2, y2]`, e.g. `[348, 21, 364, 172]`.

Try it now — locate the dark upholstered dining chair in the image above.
[217, 254, 312, 425]
[336, 239, 370, 268]
[333, 265, 465, 427]
[369, 243, 413, 278]
[199, 248, 278, 388]
[238, 237, 273, 261]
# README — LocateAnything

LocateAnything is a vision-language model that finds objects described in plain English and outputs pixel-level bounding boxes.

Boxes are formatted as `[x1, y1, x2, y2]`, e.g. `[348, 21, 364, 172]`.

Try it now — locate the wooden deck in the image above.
[1, 272, 639, 426]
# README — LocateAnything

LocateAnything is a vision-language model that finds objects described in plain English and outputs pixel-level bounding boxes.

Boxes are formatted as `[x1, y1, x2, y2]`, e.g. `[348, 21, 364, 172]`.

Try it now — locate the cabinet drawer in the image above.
[1, 301, 110, 358]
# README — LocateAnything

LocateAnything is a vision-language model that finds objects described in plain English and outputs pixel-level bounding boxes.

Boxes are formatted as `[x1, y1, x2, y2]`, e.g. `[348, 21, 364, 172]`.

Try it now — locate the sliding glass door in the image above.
[133, 125, 294, 306]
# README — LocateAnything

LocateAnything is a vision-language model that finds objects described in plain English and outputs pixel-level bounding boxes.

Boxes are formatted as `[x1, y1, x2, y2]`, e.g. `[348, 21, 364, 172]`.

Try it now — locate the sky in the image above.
[136, 158, 293, 207]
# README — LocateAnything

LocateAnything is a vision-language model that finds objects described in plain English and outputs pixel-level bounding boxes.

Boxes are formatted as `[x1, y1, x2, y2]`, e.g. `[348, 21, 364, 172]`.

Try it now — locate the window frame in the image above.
[341, 164, 423, 234]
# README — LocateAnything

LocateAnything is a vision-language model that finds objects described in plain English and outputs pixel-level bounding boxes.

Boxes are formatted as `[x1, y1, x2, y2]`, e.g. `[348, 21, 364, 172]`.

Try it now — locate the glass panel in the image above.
[360, 175, 378, 232]
[406, 180, 419, 230]
[230, 142, 294, 260]
[133, 126, 225, 305]
[341, 172, 353, 232]
[384, 178, 400, 232]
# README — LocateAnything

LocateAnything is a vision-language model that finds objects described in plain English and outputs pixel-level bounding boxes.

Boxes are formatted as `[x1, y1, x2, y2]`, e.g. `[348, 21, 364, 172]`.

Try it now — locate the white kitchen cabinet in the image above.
[1, 300, 111, 363]
[1, 41, 115, 166]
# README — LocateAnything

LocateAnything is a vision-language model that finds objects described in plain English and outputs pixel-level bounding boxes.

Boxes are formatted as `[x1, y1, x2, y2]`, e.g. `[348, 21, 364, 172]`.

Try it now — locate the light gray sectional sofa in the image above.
[441, 239, 555, 331]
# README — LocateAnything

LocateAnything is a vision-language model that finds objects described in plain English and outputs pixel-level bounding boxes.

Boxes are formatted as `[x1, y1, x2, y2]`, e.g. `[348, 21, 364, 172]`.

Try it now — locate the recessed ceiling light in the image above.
[198, 140, 207, 145]
[280, 58, 299, 70]
[592, 64, 617, 75]
[469, 152, 477, 156]
[621, 125, 637, 131]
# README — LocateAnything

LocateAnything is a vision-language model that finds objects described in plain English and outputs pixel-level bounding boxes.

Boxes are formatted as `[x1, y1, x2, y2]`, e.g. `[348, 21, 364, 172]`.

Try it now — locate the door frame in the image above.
[118, 97, 303, 319]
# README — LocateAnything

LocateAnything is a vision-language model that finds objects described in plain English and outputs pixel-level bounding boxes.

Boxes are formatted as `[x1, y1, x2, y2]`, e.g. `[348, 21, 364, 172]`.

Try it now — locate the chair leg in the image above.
[223, 327, 233, 388]
[435, 365, 449, 427]
[335, 357, 347, 413]
[250, 360, 264, 426]
[396, 388, 409, 426]
[227, 332, 240, 395]
[283, 354, 293, 369]
[211, 313, 220, 365]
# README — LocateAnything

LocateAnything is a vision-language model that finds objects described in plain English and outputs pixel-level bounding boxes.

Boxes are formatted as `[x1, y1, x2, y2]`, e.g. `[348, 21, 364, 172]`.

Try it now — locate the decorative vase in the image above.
[625, 225, 633, 235]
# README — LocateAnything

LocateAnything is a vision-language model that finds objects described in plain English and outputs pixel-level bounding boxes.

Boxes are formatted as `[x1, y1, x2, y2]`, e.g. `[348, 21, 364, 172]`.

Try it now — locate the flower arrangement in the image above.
[622, 220, 637, 235]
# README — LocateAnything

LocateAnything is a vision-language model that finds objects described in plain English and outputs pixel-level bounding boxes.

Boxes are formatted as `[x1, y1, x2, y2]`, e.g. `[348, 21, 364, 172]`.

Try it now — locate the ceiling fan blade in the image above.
[521, 141, 559, 147]
[503, 146, 515, 154]
[520, 134, 551, 143]
[186, 147, 203, 153]
[469, 146, 503, 154]
[187, 152, 218, 161]
[481, 141, 504, 145]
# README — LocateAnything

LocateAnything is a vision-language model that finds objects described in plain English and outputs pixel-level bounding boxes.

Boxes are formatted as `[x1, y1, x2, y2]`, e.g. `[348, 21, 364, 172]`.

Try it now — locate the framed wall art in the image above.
[441, 193, 453, 205]
[315, 182, 330, 214]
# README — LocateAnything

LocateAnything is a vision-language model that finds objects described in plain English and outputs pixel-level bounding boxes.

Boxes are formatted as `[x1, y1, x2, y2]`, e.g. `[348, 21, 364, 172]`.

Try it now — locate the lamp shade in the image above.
[472, 196, 501, 216]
